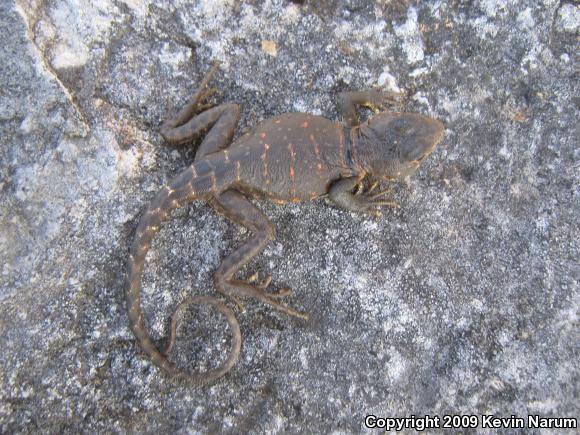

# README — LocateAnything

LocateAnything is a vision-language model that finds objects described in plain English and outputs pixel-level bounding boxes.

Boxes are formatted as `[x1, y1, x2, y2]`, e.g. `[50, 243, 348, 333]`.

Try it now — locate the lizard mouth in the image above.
[426, 118, 445, 152]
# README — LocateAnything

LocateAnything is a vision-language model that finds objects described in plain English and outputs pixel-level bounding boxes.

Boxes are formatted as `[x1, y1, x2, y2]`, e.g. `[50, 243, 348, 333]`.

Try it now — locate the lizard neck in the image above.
[348, 125, 374, 175]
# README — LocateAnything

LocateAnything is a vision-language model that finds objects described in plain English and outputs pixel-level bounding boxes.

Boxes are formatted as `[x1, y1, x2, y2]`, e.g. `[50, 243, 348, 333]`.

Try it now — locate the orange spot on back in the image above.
[302, 121, 309, 128]
[310, 191, 317, 199]
[289, 166, 295, 178]
[260, 132, 266, 138]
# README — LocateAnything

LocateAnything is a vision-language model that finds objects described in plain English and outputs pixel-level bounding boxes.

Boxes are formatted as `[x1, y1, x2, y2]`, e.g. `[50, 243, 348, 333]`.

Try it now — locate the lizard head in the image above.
[353, 112, 444, 181]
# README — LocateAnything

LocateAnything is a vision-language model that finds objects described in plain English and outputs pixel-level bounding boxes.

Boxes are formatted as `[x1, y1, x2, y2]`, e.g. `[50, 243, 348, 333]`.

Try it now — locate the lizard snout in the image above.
[397, 115, 444, 163]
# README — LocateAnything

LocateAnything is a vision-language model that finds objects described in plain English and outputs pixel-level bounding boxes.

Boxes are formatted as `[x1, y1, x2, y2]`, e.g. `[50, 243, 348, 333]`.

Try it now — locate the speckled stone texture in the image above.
[1, 0, 578, 432]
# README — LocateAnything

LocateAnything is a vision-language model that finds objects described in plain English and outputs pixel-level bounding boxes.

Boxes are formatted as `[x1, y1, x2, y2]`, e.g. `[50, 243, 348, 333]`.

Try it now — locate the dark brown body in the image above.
[126, 66, 444, 384]
[195, 113, 355, 202]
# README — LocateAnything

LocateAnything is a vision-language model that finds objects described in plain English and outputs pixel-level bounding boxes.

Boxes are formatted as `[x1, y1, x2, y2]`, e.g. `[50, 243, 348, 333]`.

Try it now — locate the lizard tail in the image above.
[125, 166, 242, 384]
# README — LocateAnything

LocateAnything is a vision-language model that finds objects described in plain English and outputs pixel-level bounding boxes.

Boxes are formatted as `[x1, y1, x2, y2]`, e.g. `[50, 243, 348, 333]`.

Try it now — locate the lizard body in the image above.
[126, 65, 444, 384]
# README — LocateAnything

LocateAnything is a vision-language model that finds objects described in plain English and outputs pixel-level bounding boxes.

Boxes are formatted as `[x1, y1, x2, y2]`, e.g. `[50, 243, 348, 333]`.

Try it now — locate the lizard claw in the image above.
[370, 187, 395, 200]
[367, 180, 380, 194]
[197, 87, 218, 106]
[241, 272, 298, 301]
[245, 272, 272, 289]
[357, 180, 399, 211]
[372, 199, 399, 207]
[269, 287, 293, 298]
[219, 278, 307, 320]
[161, 65, 221, 131]
[197, 63, 219, 91]
[258, 275, 273, 289]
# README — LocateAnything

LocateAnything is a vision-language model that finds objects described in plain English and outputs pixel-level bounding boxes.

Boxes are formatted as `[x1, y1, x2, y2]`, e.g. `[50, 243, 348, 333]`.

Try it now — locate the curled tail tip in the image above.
[139, 295, 242, 385]
[167, 295, 242, 383]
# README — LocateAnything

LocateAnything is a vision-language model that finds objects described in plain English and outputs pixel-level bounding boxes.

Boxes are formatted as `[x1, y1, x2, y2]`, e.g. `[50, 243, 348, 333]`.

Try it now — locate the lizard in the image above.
[126, 64, 444, 384]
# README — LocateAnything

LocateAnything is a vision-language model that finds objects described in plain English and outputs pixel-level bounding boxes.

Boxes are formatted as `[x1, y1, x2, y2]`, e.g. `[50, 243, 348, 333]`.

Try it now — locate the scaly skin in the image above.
[126, 65, 444, 384]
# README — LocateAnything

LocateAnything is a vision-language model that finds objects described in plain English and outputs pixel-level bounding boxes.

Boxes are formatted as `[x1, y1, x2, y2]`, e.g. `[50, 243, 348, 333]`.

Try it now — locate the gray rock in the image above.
[1, 0, 577, 432]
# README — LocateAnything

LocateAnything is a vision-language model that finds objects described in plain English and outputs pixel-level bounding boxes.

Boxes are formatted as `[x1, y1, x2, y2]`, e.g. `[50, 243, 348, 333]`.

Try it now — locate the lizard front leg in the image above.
[338, 90, 402, 127]
[212, 189, 309, 320]
[328, 176, 399, 213]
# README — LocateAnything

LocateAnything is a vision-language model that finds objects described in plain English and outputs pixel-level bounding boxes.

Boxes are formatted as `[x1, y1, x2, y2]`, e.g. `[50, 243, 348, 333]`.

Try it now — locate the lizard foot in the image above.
[244, 272, 293, 297]
[190, 62, 219, 107]
[366, 180, 394, 198]
[363, 88, 405, 113]
[161, 63, 220, 131]
[268, 287, 293, 298]
[245, 271, 272, 289]
[218, 279, 309, 321]
[329, 176, 399, 214]
[357, 183, 399, 217]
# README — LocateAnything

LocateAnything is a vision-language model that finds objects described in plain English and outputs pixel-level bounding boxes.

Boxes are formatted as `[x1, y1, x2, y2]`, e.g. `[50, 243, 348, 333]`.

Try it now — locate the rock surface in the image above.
[1, 0, 578, 432]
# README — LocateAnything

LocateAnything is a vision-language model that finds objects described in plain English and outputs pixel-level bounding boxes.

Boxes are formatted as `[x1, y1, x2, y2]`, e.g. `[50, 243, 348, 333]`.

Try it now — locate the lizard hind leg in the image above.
[212, 190, 309, 321]
[161, 63, 219, 132]
[160, 63, 241, 153]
